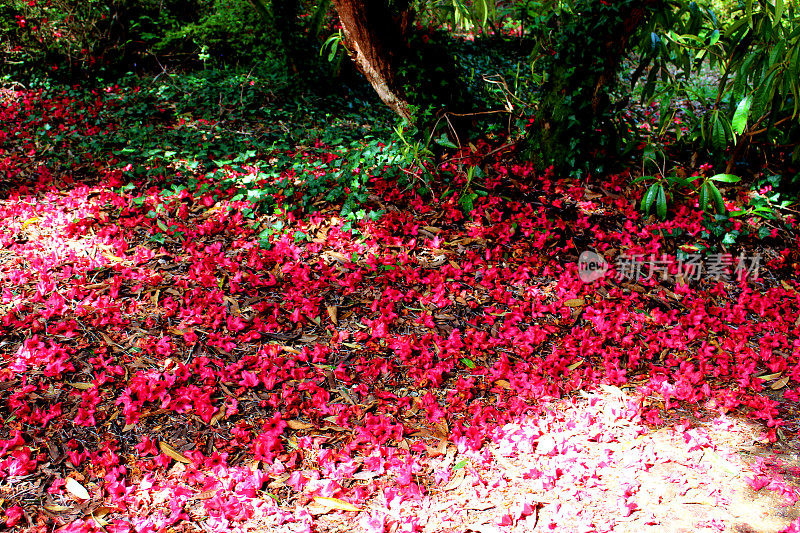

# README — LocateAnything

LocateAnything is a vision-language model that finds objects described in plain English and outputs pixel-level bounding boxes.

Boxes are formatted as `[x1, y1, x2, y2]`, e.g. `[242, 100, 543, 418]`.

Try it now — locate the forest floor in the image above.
[1, 80, 800, 533]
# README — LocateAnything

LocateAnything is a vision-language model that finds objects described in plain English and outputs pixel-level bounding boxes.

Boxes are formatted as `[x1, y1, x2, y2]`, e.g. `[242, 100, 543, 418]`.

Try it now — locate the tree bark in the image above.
[331, 0, 414, 121]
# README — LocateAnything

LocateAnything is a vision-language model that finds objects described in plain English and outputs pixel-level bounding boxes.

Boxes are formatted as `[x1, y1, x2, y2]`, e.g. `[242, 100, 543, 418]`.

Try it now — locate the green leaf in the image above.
[709, 29, 720, 46]
[667, 175, 699, 187]
[732, 96, 752, 135]
[453, 459, 469, 470]
[460, 357, 476, 369]
[656, 184, 668, 219]
[699, 182, 710, 211]
[722, 231, 738, 245]
[710, 112, 728, 151]
[774, 0, 785, 27]
[708, 182, 725, 213]
[709, 173, 741, 183]
[649, 32, 662, 54]
[641, 182, 659, 213]
[434, 134, 458, 149]
[753, 69, 778, 120]
[631, 174, 656, 185]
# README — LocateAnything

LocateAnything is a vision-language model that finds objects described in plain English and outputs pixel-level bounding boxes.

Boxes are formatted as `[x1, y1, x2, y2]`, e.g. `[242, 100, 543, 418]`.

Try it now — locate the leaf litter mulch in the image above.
[2, 85, 800, 532]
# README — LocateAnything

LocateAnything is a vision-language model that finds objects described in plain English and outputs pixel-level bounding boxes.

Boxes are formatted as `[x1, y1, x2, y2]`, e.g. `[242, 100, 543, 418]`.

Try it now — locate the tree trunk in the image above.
[331, 0, 414, 121]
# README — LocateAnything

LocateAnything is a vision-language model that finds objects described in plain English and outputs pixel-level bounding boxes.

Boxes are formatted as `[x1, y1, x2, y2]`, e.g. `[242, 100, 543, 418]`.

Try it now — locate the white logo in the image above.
[578, 251, 608, 282]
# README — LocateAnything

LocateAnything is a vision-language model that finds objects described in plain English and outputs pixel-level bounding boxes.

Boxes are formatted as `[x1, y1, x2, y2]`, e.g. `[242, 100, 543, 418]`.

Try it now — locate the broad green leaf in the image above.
[708, 182, 725, 213]
[768, 41, 786, 71]
[732, 96, 752, 135]
[649, 32, 661, 54]
[753, 69, 778, 120]
[774, 0, 785, 27]
[710, 112, 729, 151]
[709, 174, 741, 183]
[435, 134, 458, 150]
[641, 182, 659, 213]
[709, 29, 720, 46]
[666, 30, 684, 45]
[699, 182, 709, 211]
[656, 185, 667, 219]
[630, 174, 655, 185]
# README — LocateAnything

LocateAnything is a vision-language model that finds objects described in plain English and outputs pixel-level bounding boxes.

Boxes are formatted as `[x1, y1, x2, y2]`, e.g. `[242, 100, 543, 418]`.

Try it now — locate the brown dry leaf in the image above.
[268, 473, 291, 489]
[493, 379, 511, 390]
[326, 305, 338, 325]
[434, 419, 449, 438]
[103, 253, 125, 264]
[210, 405, 227, 426]
[306, 502, 333, 516]
[567, 361, 583, 371]
[771, 376, 791, 390]
[44, 504, 72, 512]
[287, 419, 314, 430]
[91, 507, 115, 519]
[564, 298, 585, 307]
[159, 441, 191, 464]
[65, 478, 91, 500]
[122, 423, 136, 432]
[425, 439, 448, 458]
[443, 468, 465, 491]
[91, 512, 110, 527]
[68, 382, 94, 390]
[321, 424, 350, 432]
[98, 331, 116, 348]
[323, 251, 349, 264]
[224, 296, 241, 315]
[312, 496, 360, 512]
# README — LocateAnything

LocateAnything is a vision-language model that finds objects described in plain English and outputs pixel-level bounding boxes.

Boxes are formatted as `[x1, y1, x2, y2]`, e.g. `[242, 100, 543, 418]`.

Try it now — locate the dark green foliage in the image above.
[55, 63, 405, 226]
[144, 0, 274, 66]
[0, 0, 287, 78]
[631, 0, 800, 172]
[522, 0, 666, 175]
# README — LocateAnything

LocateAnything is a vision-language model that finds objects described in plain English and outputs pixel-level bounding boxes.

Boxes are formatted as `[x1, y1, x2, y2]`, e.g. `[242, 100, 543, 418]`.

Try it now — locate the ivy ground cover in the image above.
[2, 84, 800, 532]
